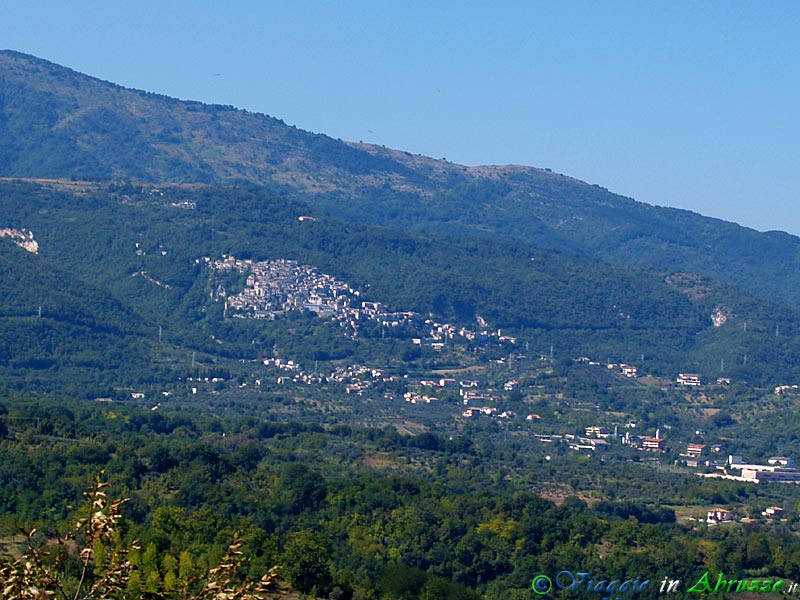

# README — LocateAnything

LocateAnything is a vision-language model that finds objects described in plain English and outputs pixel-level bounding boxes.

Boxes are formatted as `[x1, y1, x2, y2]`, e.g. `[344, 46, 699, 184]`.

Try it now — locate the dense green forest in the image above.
[307, 171, 800, 309]
[2, 396, 800, 599]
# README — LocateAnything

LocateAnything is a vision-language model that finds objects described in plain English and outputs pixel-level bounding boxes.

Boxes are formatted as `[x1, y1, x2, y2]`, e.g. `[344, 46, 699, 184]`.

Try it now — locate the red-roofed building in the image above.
[643, 437, 665, 452]
[686, 443, 707, 458]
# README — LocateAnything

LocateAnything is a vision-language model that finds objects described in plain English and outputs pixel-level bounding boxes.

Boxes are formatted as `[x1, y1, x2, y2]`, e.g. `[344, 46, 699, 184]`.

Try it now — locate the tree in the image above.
[278, 463, 327, 515]
[0, 473, 284, 599]
[281, 530, 332, 595]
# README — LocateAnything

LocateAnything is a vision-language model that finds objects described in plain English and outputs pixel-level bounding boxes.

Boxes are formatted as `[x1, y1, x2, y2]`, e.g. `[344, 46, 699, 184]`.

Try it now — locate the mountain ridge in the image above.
[2, 49, 800, 310]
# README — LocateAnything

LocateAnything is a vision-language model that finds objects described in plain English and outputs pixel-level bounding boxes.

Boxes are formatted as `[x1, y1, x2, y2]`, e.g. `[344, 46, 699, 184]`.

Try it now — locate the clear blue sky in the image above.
[3, 1, 800, 234]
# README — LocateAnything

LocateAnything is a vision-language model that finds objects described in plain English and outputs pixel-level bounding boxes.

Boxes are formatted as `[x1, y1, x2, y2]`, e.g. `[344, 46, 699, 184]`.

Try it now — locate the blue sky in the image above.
[3, 1, 800, 234]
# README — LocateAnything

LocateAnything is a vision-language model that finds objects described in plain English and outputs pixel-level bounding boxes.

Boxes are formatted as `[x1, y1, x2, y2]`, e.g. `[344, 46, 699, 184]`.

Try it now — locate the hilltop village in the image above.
[209, 255, 516, 345]
[187, 256, 800, 489]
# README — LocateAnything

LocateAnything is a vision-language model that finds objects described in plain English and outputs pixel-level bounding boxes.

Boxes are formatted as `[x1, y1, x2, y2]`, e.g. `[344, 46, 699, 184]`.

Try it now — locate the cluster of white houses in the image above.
[705, 504, 786, 524]
[404, 392, 438, 404]
[577, 427, 799, 483]
[676, 373, 732, 386]
[213, 257, 354, 317]
[412, 321, 517, 350]
[677, 373, 702, 386]
[573, 357, 639, 378]
[462, 406, 516, 419]
[583, 425, 667, 452]
[210, 257, 419, 334]
[702, 456, 800, 484]
[211, 256, 520, 351]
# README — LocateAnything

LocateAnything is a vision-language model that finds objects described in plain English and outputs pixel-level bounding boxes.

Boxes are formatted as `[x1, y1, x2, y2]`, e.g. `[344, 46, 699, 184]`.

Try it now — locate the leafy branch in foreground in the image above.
[0, 472, 285, 600]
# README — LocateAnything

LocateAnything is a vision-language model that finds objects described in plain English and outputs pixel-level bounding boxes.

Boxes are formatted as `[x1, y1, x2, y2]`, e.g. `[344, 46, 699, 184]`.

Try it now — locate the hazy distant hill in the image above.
[1, 48, 800, 310]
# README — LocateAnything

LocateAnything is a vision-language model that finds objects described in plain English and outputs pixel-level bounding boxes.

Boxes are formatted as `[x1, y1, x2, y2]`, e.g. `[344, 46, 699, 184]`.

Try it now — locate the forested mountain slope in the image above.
[1, 179, 799, 394]
[0, 237, 160, 394]
[2, 49, 800, 308]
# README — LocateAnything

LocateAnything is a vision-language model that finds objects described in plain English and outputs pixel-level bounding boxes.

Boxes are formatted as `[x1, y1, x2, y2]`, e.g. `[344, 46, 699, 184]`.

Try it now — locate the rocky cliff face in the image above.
[0, 227, 38, 253]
